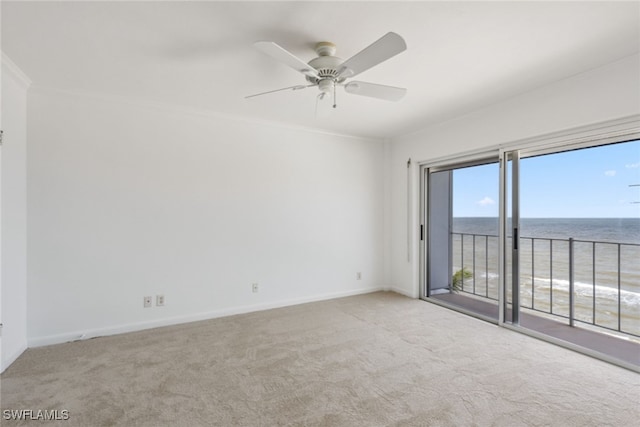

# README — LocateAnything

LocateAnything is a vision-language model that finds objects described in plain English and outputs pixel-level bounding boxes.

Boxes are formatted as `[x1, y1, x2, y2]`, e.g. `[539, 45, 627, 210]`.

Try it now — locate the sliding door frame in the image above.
[417, 115, 640, 371]
[419, 166, 428, 299]
[419, 150, 500, 321]
[499, 149, 521, 326]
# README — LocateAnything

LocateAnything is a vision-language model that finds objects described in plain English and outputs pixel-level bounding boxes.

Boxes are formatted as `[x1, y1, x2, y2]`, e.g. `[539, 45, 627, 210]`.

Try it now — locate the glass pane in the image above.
[518, 140, 640, 343]
[427, 161, 500, 321]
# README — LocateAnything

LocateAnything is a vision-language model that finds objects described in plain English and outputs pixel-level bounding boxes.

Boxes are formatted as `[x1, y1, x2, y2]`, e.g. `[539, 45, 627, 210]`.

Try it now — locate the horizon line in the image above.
[453, 216, 639, 219]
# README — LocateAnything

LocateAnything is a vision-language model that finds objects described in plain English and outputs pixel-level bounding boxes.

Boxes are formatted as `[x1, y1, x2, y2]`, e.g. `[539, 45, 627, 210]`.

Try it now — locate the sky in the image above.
[452, 139, 640, 218]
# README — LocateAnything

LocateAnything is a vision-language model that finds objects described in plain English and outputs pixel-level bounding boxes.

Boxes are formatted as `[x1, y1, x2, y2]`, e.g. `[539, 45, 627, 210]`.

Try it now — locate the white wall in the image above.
[26, 90, 385, 346]
[389, 54, 640, 297]
[1, 55, 30, 371]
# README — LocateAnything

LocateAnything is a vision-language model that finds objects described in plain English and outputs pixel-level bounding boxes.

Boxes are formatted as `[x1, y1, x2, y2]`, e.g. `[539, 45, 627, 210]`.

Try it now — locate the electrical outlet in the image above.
[252, 283, 259, 293]
[356, 272, 362, 280]
[156, 295, 165, 306]
[143, 296, 152, 308]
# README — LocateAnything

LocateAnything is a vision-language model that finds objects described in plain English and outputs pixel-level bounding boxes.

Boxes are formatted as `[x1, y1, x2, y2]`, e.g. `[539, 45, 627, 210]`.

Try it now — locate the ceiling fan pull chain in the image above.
[333, 80, 337, 109]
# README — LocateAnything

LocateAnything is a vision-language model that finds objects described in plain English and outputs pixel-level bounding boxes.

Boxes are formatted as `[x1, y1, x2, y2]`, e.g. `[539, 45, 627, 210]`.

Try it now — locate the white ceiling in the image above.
[2, 1, 639, 139]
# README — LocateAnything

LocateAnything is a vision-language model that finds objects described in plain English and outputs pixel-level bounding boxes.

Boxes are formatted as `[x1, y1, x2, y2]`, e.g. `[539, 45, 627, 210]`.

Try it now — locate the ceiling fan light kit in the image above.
[247, 32, 407, 108]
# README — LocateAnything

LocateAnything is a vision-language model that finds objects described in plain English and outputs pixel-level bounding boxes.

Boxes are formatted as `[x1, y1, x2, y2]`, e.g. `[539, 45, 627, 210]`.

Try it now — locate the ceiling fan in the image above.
[246, 32, 407, 108]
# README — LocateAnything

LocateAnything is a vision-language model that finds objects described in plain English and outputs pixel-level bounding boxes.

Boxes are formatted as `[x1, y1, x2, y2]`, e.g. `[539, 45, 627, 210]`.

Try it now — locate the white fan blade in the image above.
[245, 84, 314, 99]
[336, 32, 406, 78]
[254, 41, 319, 79]
[344, 81, 407, 101]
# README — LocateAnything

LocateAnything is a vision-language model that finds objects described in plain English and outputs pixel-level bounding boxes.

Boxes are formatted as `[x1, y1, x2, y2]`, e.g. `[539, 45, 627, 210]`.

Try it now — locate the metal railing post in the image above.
[531, 238, 535, 310]
[473, 234, 476, 294]
[550, 240, 553, 314]
[461, 234, 464, 291]
[592, 242, 596, 326]
[618, 244, 622, 332]
[569, 238, 574, 327]
[485, 236, 489, 298]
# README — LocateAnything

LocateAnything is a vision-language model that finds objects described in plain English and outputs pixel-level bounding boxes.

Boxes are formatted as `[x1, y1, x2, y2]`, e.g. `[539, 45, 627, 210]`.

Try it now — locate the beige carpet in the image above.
[1, 292, 638, 426]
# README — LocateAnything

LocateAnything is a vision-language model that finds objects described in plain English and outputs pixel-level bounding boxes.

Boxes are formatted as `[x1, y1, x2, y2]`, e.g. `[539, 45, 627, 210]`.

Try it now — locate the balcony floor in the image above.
[431, 293, 640, 368]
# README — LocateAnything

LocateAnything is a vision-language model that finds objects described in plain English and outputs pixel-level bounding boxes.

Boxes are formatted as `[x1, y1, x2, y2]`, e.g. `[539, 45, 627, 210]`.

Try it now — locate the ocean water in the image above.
[451, 217, 640, 335]
[453, 217, 640, 244]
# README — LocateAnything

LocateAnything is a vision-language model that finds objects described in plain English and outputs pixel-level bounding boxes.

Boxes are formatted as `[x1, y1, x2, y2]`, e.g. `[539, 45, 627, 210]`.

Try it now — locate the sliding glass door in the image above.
[424, 157, 501, 322]
[422, 138, 640, 366]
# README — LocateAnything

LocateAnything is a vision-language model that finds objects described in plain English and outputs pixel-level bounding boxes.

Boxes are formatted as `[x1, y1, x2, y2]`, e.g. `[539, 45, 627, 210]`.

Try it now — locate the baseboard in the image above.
[1, 343, 28, 374]
[28, 287, 385, 348]
[388, 286, 419, 299]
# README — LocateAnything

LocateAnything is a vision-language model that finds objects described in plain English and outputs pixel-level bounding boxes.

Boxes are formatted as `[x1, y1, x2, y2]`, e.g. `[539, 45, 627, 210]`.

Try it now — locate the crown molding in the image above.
[29, 85, 383, 143]
[1, 52, 32, 89]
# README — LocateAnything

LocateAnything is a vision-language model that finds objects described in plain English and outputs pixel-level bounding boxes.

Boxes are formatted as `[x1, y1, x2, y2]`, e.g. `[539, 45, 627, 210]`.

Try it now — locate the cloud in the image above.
[477, 196, 495, 206]
[604, 170, 616, 177]
[626, 162, 640, 169]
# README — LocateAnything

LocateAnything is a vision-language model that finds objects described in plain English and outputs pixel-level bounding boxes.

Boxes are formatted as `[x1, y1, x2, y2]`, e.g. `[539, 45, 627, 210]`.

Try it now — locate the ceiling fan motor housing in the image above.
[314, 41, 336, 56]
[318, 79, 334, 93]
[306, 41, 346, 85]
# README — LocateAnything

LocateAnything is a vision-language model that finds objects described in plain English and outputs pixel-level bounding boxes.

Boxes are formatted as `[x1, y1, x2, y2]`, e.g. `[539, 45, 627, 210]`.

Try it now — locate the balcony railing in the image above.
[452, 232, 640, 338]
